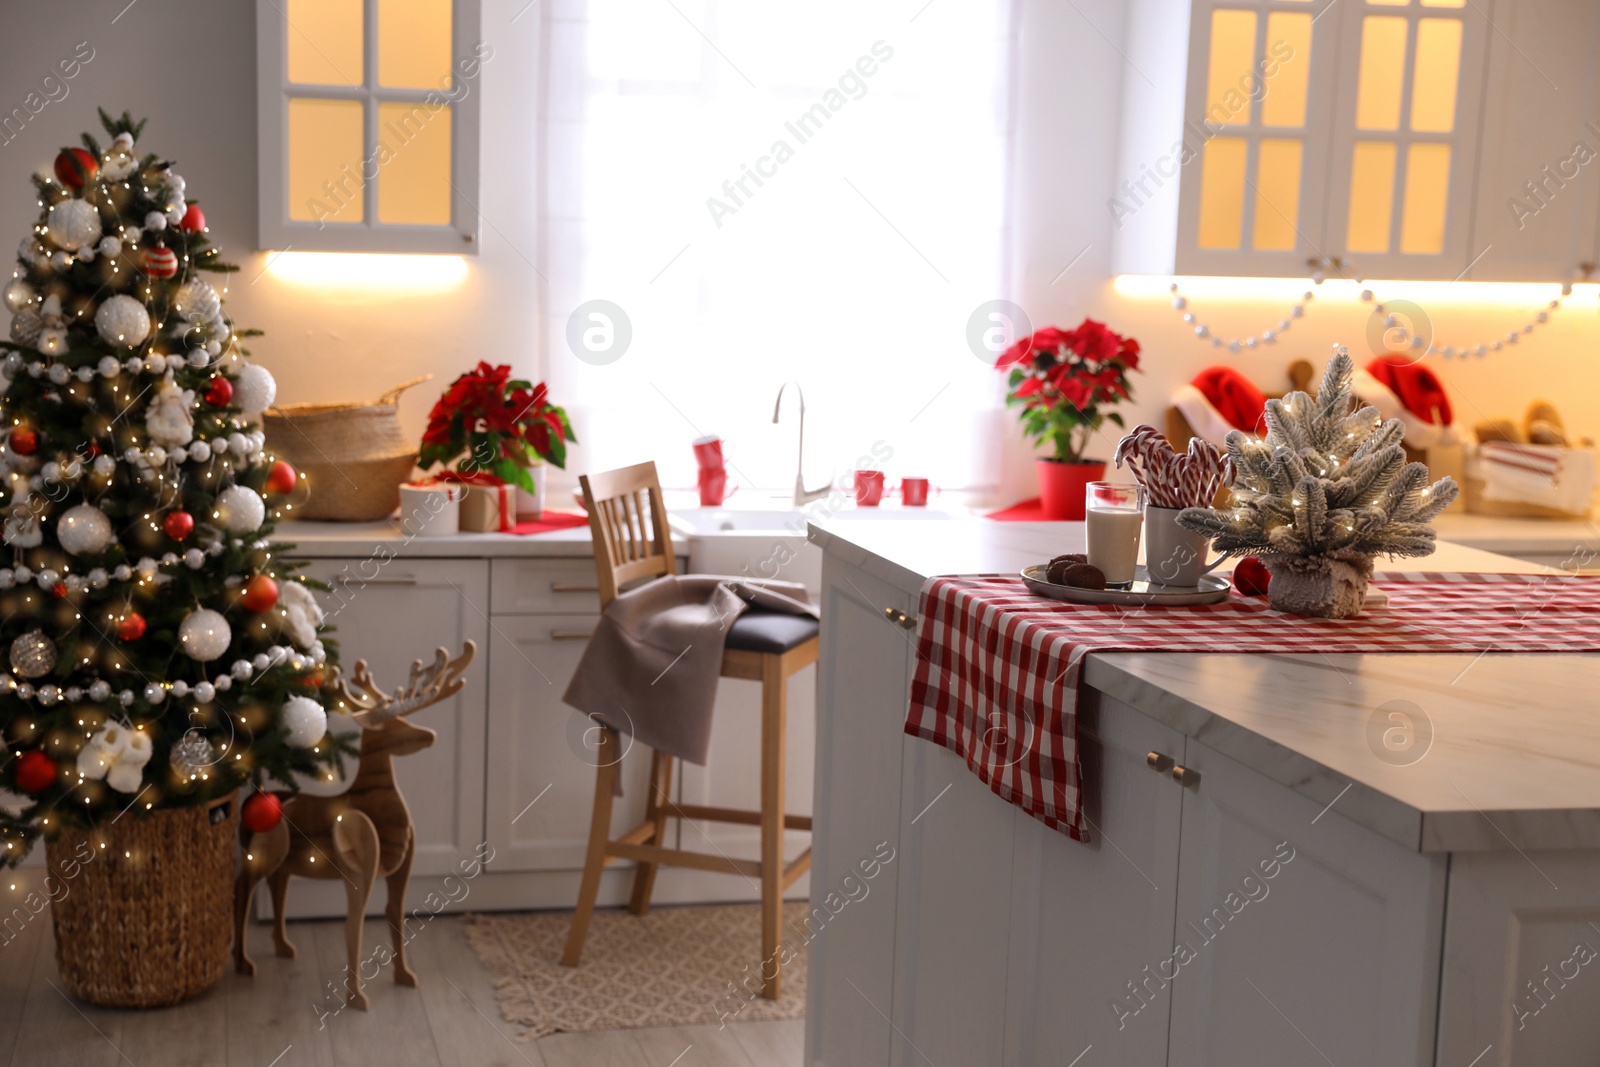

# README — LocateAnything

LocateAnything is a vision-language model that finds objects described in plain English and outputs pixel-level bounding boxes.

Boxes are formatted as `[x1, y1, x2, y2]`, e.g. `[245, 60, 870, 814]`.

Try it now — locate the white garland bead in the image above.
[0, 569, 12, 589]
[144, 211, 168, 233]
[160, 552, 178, 565]
[87, 567, 108, 589]
[214, 674, 232, 692]
[188, 440, 211, 463]
[187, 349, 210, 368]
[252, 653, 271, 671]
[123, 447, 141, 464]
[47, 363, 69, 385]
[170, 446, 188, 463]
[113, 564, 131, 581]
[97, 355, 121, 378]
[171, 680, 190, 697]
[145, 353, 167, 374]
[143, 683, 166, 704]
[194, 681, 215, 703]
[119, 689, 135, 706]
[184, 548, 205, 568]
[231, 660, 253, 680]
[211, 436, 228, 455]
[145, 445, 167, 466]
[15, 684, 32, 700]
[65, 686, 82, 702]
[74, 365, 95, 383]
[88, 680, 110, 701]
[124, 356, 143, 374]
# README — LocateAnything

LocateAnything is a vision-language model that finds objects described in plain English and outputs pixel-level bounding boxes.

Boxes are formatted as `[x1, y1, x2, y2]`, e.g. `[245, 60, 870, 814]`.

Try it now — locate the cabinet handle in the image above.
[1171, 765, 1200, 787]
[336, 575, 418, 586]
[1146, 751, 1174, 773]
[549, 629, 595, 641]
[882, 607, 917, 630]
[550, 582, 599, 593]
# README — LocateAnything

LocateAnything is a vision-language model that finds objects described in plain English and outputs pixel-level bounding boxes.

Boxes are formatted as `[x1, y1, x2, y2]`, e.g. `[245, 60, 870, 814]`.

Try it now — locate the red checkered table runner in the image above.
[905, 572, 1600, 842]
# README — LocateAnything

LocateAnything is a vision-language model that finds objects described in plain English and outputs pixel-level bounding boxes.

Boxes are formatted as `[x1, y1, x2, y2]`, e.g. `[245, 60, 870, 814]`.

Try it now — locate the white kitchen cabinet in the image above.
[805, 557, 918, 1067]
[303, 557, 491, 875]
[1437, 851, 1600, 1067]
[1166, 737, 1447, 1067]
[1469, 0, 1600, 281]
[1002, 692, 1186, 1067]
[482, 613, 651, 873]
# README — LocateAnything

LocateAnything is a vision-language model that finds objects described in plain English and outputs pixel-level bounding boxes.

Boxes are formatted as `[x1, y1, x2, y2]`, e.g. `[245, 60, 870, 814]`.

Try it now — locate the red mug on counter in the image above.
[900, 477, 934, 507]
[854, 470, 887, 506]
[692, 435, 725, 470]
[699, 467, 737, 506]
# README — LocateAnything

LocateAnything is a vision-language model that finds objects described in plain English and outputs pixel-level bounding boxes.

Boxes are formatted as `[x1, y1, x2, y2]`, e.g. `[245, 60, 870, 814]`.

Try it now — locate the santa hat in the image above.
[1172, 366, 1267, 446]
[1352, 357, 1457, 449]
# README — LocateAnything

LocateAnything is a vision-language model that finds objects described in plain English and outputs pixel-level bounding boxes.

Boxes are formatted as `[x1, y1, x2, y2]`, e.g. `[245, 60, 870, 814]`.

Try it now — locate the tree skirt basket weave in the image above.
[263, 376, 430, 521]
[45, 793, 238, 1008]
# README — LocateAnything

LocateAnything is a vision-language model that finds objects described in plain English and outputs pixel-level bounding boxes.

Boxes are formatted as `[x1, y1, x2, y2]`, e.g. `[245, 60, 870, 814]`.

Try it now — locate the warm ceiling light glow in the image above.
[1113, 274, 1591, 308]
[261, 252, 469, 290]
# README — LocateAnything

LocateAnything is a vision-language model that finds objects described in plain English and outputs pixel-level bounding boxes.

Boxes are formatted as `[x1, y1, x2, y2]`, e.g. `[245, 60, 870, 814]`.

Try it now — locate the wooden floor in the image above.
[0, 906, 804, 1067]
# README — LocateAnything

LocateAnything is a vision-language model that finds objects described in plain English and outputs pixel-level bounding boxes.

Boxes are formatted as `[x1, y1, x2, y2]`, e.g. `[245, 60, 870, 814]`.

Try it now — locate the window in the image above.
[256, 0, 483, 253]
[541, 0, 1015, 494]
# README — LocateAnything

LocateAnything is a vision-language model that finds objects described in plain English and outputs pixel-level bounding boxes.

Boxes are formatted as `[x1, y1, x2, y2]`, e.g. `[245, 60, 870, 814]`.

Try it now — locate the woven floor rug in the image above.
[463, 902, 808, 1041]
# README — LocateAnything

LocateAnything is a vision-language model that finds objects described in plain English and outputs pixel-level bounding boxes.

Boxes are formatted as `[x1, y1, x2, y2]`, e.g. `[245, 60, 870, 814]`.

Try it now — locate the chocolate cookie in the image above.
[1062, 563, 1107, 590]
[1046, 553, 1088, 584]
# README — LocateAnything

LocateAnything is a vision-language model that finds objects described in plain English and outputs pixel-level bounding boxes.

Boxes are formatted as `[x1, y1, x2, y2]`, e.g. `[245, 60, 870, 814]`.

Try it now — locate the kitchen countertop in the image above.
[272, 518, 597, 558]
[808, 516, 1600, 853]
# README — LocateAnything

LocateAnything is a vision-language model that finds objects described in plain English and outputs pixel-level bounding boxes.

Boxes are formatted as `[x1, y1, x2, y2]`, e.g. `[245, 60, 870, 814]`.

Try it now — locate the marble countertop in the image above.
[272, 519, 597, 558]
[809, 516, 1600, 854]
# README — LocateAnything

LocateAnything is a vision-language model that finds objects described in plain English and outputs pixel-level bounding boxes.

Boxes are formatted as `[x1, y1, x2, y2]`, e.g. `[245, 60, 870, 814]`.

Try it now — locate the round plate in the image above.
[1021, 564, 1233, 606]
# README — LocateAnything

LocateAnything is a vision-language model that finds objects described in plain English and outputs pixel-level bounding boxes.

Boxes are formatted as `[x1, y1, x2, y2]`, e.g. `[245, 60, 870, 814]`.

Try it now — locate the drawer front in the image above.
[490, 558, 604, 615]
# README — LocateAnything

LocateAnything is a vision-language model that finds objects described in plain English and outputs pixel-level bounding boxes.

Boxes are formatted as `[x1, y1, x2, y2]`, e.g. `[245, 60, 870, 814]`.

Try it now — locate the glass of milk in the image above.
[1085, 481, 1146, 588]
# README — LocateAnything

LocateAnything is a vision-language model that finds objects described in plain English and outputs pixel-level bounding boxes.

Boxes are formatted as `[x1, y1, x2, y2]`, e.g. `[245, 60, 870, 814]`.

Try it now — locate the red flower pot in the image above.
[1036, 458, 1106, 520]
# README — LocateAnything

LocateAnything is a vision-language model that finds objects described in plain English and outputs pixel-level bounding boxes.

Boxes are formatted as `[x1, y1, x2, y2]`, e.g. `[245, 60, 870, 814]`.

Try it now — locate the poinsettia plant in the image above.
[997, 319, 1141, 463]
[418, 362, 576, 492]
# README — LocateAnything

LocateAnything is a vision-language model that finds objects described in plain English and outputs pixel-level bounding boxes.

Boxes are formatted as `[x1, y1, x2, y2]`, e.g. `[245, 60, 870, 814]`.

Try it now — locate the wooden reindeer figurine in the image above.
[233, 641, 477, 1010]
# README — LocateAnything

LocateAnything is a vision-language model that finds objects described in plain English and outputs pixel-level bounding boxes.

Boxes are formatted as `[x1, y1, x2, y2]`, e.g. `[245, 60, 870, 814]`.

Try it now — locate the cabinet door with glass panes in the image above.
[1177, 0, 1487, 280]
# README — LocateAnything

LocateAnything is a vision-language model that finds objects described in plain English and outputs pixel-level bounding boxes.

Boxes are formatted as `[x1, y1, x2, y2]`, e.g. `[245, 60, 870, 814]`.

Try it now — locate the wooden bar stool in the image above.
[561, 461, 817, 999]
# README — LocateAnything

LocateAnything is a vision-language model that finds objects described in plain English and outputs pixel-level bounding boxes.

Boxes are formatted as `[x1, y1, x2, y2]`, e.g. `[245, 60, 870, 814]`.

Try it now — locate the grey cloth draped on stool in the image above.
[562, 575, 820, 767]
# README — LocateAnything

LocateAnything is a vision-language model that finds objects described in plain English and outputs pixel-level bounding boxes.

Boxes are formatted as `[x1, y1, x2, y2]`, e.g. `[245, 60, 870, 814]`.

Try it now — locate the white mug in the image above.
[1143, 505, 1226, 587]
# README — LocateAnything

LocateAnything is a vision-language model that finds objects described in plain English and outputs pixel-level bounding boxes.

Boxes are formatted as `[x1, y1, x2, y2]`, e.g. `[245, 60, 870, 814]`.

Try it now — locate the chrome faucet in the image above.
[773, 381, 832, 507]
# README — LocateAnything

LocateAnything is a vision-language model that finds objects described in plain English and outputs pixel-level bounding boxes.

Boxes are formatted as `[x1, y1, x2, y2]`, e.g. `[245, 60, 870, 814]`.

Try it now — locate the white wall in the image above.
[5, 0, 1594, 509]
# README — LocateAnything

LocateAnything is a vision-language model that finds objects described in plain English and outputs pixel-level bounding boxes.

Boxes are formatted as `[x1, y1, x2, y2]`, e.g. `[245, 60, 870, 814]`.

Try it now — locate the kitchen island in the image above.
[804, 517, 1600, 1067]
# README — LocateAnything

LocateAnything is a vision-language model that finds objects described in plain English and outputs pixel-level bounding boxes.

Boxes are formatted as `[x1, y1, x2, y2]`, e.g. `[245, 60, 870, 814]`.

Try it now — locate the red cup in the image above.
[901, 477, 932, 507]
[854, 470, 886, 507]
[698, 467, 737, 506]
[692, 435, 724, 470]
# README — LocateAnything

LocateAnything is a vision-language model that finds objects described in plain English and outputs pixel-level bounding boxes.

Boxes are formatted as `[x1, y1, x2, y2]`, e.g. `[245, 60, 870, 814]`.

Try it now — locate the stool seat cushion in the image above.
[725, 611, 820, 654]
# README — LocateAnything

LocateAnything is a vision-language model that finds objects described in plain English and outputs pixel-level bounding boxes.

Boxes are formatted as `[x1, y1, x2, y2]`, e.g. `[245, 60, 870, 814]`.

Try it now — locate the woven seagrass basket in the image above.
[263, 376, 430, 521]
[45, 793, 238, 1008]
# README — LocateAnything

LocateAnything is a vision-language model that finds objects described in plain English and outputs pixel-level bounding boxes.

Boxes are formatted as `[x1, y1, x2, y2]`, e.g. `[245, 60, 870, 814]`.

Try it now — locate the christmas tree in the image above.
[0, 110, 345, 864]
[1179, 346, 1459, 615]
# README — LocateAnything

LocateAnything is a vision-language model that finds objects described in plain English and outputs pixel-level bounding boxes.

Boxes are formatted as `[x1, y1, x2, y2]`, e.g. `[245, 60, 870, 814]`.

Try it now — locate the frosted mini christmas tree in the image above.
[0, 110, 344, 862]
[1179, 346, 1459, 617]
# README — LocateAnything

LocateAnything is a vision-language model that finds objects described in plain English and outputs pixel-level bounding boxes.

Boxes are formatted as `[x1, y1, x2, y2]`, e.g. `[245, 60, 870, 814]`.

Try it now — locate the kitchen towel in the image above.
[563, 575, 818, 768]
[1476, 441, 1596, 515]
[906, 572, 1600, 842]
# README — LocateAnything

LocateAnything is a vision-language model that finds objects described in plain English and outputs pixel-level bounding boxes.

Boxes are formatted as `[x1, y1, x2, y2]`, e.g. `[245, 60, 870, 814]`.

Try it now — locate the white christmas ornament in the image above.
[95, 294, 152, 348]
[216, 484, 265, 533]
[77, 722, 153, 793]
[3, 279, 36, 314]
[143, 211, 168, 234]
[96, 235, 122, 258]
[172, 278, 220, 324]
[234, 363, 277, 416]
[144, 374, 195, 448]
[178, 608, 232, 662]
[281, 695, 328, 748]
[278, 580, 325, 649]
[101, 133, 138, 181]
[45, 198, 101, 251]
[56, 503, 112, 555]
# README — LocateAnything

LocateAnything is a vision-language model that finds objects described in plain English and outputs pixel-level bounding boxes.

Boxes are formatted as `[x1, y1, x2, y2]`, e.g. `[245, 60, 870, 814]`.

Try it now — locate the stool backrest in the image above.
[579, 461, 679, 608]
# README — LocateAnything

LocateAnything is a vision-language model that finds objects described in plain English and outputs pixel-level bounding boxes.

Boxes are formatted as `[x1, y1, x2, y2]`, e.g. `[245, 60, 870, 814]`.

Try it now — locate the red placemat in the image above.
[985, 497, 1050, 521]
[508, 511, 589, 536]
[906, 572, 1600, 842]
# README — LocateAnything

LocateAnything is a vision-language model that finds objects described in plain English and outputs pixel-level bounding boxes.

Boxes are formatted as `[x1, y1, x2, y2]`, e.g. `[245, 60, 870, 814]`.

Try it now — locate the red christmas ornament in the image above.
[204, 376, 233, 407]
[53, 147, 98, 189]
[241, 574, 279, 613]
[14, 750, 57, 794]
[1233, 556, 1272, 598]
[116, 612, 147, 641]
[179, 204, 206, 233]
[242, 792, 283, 834]
[266, 460, 297, 496]
[9, 427, 38, 456]
[162, 510, 195, 541]
[51, 582, 67, 599]
[142, 245, 179, 279]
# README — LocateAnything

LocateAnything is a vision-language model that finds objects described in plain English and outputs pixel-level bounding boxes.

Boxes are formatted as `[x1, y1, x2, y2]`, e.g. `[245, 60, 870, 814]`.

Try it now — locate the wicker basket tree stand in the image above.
[45, 794, 239, 1008]
[263, 376, 430, 521]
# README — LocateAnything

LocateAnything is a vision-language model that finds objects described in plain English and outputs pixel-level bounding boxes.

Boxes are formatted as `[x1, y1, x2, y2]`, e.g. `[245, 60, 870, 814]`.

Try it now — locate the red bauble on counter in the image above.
[14, 750, 57, 793]
[241, 792, 282, 833]
[1233, 556, 1272, 597]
